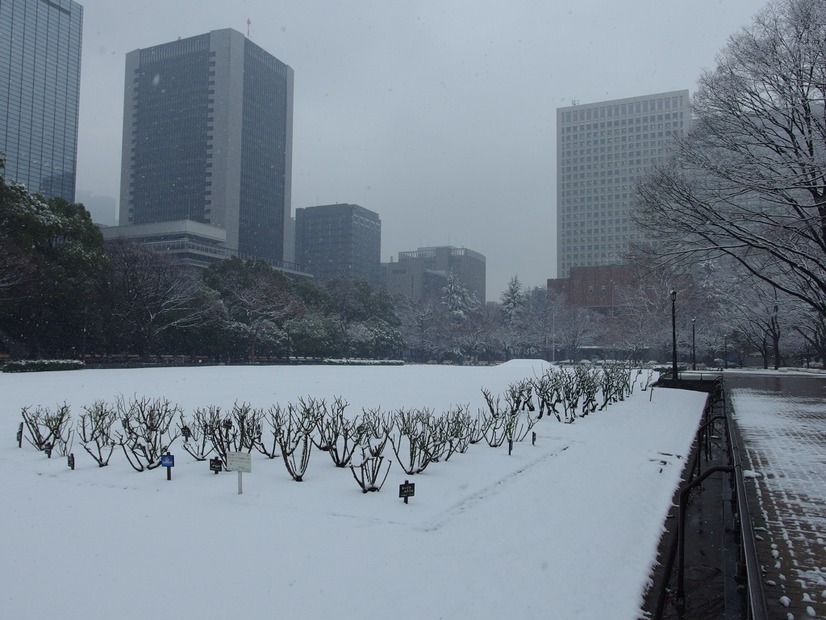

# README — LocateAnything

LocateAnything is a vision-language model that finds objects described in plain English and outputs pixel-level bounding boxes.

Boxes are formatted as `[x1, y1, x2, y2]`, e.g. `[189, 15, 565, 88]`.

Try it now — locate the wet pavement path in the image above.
[727, 372, 826, 620]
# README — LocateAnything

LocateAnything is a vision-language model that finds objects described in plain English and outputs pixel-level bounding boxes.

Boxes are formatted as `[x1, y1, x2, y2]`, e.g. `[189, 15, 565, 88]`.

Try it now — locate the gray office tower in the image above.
[295, 203, 381, 286]
[556, 90, 691, 277]
[119, 29, 294, 264]
[0, 0, 83, 201]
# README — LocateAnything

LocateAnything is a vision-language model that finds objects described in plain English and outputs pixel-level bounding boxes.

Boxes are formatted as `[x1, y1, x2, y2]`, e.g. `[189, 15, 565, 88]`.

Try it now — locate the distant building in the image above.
[295, 203, 381, 286]
[383, 246, 486, 304]
[556, 90, 691, 277]
[547, 264, 634, 316]
[106, 28, 297, 271]
[0, 0, 83, 201]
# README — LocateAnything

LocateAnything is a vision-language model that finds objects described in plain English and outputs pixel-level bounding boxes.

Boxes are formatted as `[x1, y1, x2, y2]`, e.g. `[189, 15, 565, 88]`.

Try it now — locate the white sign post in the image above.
[226, 451, 252, 495]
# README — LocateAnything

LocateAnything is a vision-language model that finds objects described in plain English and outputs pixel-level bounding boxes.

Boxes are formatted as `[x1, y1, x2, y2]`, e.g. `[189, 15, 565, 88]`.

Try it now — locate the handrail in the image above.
[652, 376, 768, 619]
[726, 392, 769, 620]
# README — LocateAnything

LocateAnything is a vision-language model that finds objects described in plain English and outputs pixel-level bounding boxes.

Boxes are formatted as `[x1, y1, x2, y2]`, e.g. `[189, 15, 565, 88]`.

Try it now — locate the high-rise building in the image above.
[295, 203, 381, 286]
[383, 246, 486, 304]
[113, 29, 294, 266]
[556, 90, 691, 277]
[0, 0, 83, 201]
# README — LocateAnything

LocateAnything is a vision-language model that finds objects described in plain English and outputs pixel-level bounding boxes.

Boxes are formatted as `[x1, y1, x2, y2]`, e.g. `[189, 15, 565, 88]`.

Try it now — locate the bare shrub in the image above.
[115, 396, 181, 472]
[78, 401, 118, 467]
[349, 448, 391, 493]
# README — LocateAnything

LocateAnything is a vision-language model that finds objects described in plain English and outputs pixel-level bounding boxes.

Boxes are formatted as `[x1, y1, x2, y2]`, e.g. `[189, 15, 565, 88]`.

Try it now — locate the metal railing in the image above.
[651, 376, 768, 619]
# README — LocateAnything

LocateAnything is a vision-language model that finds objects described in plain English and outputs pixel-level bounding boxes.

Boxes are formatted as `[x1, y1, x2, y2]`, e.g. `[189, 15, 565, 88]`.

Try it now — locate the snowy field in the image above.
[1, 361, 707, 620]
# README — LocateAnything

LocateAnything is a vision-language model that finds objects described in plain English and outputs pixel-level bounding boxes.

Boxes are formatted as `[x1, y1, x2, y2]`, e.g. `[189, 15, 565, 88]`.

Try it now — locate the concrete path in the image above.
[727, 372, 826, 620]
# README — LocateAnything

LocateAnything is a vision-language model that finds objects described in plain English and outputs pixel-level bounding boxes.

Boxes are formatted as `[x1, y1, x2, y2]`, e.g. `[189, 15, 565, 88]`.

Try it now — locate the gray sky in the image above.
[75, 0, 763, 299]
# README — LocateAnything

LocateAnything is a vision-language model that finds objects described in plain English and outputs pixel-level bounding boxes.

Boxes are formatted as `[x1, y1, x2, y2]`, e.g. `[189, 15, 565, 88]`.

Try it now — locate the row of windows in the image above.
[562, 112, 685, 132]
[564, 143, 669, 158]
[560, 146, 673, 161]
[563, 152, 666, 170]
[562, 126, 681, 142]
[561, 95, 686, 123]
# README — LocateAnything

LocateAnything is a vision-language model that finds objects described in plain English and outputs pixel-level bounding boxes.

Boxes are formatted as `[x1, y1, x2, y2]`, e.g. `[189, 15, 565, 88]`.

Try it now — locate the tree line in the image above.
[1, 152, 821, 367]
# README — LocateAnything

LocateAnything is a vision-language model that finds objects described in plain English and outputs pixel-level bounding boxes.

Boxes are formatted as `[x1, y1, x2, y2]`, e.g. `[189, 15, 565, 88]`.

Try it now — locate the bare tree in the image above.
[103, 240, 220, 354]
[634, 0, 826, 318]
[555, 299, 603, 362]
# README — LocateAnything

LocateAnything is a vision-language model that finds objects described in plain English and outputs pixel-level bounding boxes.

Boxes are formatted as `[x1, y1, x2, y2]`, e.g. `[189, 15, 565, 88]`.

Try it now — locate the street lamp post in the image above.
[670, 290, 678, 380]
[692, 318, 696, 371]
[724, 335, 728, 369]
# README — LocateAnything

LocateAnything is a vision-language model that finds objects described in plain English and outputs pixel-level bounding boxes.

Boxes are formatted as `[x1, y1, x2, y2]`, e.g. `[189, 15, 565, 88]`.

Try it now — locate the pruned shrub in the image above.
[313, 396, 363, 468]
[78, 401, 118, 467]
[21, 404, 74, 457]
[349, 448, 391, 493]
[115, 396, 181, 471]
[179, 406, 220, 461]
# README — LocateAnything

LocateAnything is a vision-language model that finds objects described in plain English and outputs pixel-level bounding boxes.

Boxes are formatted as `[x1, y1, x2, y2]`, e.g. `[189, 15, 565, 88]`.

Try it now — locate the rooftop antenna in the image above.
[247, 18, 251, 38]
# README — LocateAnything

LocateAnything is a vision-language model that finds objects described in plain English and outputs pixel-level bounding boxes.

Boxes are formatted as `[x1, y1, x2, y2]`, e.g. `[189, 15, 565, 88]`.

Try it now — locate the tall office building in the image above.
[295, 203, 381, 286]
[116, 29, 293, 265]
[0, 0, 83, 201]
[556, 90, 691, 277]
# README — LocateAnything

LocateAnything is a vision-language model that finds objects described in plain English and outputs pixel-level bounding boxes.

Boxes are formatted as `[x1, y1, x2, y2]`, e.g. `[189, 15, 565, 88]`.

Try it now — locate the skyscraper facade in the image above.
[556, 90, 690, 277]
[295, 203, 381, 286]
[0, 0, 83, 201]
[118, 28, 293, 265]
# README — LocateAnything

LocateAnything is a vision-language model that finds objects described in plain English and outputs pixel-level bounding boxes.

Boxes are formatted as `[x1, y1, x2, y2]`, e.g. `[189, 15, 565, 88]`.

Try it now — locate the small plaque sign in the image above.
[209, 457, 223, 474]
[227, 451, 252, 473]
[399, 480, 415, 503]
[160, 454, 175, 468]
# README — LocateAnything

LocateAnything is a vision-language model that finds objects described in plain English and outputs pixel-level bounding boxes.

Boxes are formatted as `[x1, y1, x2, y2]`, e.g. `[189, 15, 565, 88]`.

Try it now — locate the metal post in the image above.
[724, 335, 728, 369]
[671, 290, 678, 380]
[691, 319, 697, 370]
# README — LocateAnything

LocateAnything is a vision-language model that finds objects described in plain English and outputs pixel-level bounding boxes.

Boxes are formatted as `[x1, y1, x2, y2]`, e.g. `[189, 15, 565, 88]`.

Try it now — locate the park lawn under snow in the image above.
[0, 361, 707, 620]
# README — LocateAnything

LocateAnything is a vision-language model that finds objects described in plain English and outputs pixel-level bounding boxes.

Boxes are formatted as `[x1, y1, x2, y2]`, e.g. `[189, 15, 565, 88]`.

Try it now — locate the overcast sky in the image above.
[74, 0, 763, 299]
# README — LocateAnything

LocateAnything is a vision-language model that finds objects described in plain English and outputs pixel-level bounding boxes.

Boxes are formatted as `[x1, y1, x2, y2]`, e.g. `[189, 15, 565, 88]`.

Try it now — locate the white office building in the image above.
[556, 90, 691, 278]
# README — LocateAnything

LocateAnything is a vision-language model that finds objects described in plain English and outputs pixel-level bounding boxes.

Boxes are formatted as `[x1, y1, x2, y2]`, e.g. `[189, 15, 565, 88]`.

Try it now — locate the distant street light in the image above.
[671, 290, 678, 380]
[692, 318, 696, 371]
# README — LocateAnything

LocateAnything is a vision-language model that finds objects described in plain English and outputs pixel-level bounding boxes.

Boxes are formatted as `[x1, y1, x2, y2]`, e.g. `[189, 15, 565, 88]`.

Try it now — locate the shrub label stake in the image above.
[209, 457, 222, 474]
[67, 453, 75, 470]
[399, 480, 415, 504]
[160, 452, 174, 481]
[16, 422, 23, 448]
[227, 451, 251, 495]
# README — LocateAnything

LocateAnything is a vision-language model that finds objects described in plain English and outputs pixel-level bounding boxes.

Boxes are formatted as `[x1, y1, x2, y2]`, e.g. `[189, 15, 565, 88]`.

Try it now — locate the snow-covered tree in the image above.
[499, 276, 527, 326]
[634, 0, 826, 319]
[285, 312, 345, 358]
[1, 159, 109, 357]
[103, 240, 220, 356]
[441, 273, 479, 322]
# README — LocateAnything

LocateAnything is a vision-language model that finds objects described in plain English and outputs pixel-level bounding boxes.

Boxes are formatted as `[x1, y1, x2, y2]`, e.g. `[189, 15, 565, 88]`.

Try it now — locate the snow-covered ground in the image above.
[1, 361, 707, 620]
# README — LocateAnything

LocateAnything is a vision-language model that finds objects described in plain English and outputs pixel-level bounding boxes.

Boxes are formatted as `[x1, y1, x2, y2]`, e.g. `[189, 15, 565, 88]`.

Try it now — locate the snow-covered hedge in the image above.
[322, 358, 404, 366]
[2, 359, 85, 373]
